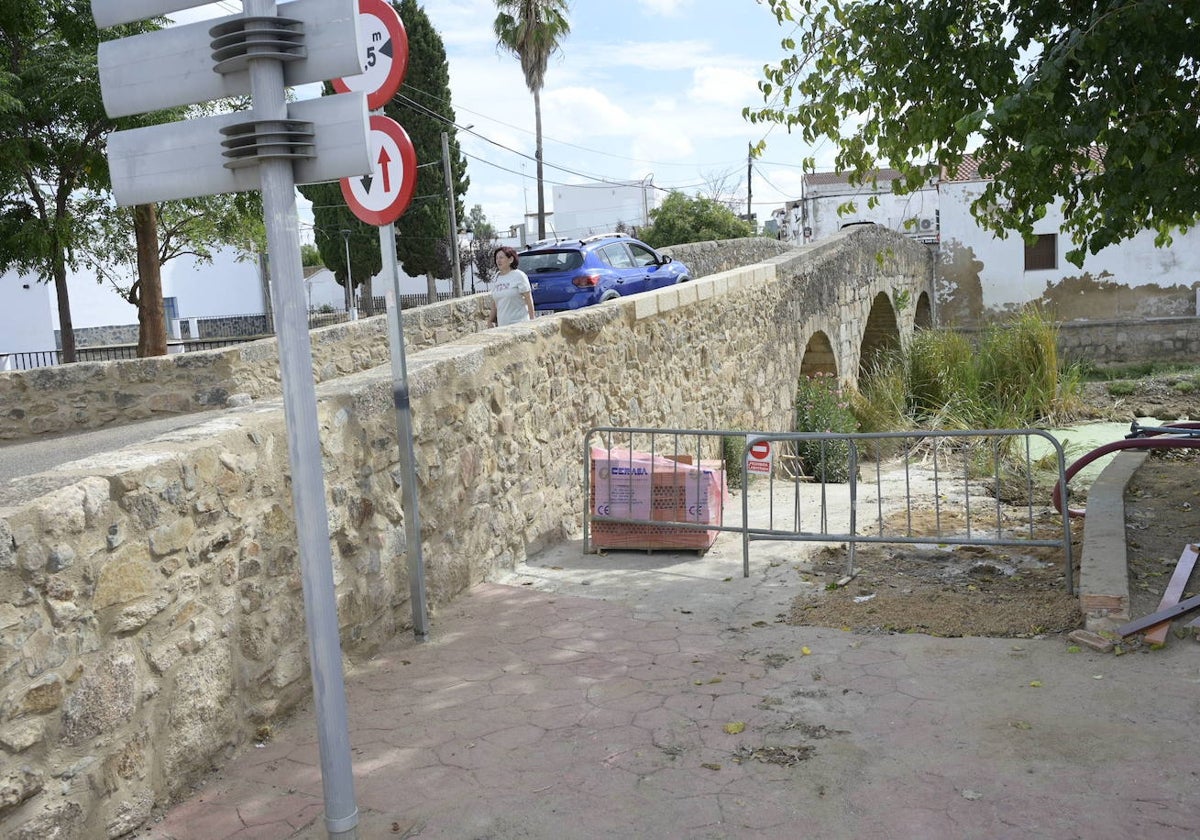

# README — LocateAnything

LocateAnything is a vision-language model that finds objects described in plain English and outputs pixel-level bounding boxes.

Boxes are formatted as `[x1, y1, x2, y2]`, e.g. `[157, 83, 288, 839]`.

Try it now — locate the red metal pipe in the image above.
[1053, 423, 1200, 518]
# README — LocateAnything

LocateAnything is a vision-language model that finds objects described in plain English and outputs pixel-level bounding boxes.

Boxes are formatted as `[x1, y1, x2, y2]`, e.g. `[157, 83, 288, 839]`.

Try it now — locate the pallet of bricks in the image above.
[589, 446, 728, 552]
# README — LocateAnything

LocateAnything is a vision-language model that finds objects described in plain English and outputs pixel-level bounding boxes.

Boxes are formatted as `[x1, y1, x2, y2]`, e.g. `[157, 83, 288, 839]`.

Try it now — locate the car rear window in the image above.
[521, 250, 584, 273]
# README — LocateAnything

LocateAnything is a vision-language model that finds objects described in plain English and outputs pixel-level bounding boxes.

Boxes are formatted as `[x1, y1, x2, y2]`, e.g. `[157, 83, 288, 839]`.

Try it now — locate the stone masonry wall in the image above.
[0, 238, 790, 444]
[0, 229, 932, 838]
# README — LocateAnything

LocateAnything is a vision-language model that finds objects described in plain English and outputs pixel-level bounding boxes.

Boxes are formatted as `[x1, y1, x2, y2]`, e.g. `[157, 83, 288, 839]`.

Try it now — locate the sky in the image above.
[419, 0, 828, 233]
[176, 0, 834, 238]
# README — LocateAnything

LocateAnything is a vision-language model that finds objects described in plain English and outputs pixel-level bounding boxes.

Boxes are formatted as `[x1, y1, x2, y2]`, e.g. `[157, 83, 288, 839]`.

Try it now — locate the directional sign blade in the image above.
[332, 0, 409, 111]
[93, 0, 213, 28]
[340, 116, 417, 226]
[99, 0, 360, 118]
[107, 92, 370, 206]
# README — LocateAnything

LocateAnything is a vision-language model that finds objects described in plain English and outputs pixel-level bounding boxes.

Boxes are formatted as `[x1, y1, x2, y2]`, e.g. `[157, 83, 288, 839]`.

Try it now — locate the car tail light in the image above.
[572, 273, 600, 288]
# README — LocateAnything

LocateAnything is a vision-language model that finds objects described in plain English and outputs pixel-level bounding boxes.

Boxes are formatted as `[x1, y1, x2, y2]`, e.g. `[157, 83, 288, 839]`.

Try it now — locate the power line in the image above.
[396, 90, 710, 194]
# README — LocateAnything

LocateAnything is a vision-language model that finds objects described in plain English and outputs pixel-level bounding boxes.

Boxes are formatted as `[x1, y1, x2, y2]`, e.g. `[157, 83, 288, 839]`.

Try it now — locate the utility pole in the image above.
[746, 142, 753, 233]
[441, 131, 462, 297]
[340, 229, 356, 320]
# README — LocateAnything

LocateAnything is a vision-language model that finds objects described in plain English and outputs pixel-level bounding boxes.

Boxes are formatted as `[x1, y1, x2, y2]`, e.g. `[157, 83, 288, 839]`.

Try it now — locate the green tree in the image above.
[392, 0, 467, 299]
[304, 2, 469, 306]
[638, 191, 754, 249]
[494, 0, 571, 241]
[463, 203, 497, 290]
[0, 0, 151, 362]
[300, 243, 324, 267]
[84, 193, 266, 351]
[745, 0, 1200, 266]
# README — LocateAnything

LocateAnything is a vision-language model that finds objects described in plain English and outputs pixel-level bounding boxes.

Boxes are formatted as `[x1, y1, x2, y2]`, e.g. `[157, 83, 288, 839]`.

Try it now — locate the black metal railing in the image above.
[3, 294, 472, 372]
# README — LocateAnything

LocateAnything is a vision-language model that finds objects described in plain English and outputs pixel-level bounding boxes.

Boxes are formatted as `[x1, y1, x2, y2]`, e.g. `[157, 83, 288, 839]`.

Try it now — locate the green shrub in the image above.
[1107, 381, 1136, 397]
[1172, 378, 1196, 394]
[794, 372, 857, 482]
[722, 435, 745, 488]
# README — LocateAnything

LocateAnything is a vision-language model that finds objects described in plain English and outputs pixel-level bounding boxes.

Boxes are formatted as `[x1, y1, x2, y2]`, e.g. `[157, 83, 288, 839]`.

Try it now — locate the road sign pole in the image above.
[244, 1, 358, 837]
[380, 223, 429, 638]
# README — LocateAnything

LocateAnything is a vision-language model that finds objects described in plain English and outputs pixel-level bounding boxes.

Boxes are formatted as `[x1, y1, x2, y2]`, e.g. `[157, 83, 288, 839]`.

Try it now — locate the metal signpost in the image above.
[334, 0, 429, 639]
[94, 1, 371, 836]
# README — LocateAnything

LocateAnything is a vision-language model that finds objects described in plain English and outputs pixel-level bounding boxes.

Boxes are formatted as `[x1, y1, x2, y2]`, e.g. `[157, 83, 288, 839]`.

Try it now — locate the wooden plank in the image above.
[1117, 592, 1200, 638]
[1142, 544, 1199, 645]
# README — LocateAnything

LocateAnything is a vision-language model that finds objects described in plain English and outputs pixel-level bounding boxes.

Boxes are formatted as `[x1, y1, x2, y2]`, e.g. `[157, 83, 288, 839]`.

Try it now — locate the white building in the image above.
[776, 169, 940, 246]
[770, 161, 1200, 327]
[938, 155, 1200, 325]
[548, 179, 658, 241]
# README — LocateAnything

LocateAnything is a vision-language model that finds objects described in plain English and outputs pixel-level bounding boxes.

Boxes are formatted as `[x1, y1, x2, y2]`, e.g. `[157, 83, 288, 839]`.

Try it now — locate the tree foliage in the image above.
[494, 0, 570, 240]
[0, 0, 148, 361]
[299, 1, 468, 303]
[300, 176, 382, 310]
[638, 191, 754, 249]
[390, 0, 467, 282]
[463, 203, 497, 289]
[745, 0, 1200, 265]
[84, 194, 265, 295]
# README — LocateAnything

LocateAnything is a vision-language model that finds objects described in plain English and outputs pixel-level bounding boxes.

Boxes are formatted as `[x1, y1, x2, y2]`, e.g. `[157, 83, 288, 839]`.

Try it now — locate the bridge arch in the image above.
[914, 291, 934, 330]
[858, 291, 902, 380]
[799, 330, 838, 378]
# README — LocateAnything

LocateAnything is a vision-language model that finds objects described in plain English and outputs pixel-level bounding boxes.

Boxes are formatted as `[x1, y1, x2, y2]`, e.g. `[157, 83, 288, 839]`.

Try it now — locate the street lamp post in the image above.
[340, 229, 357, 321]
[459, 222, 475, 295]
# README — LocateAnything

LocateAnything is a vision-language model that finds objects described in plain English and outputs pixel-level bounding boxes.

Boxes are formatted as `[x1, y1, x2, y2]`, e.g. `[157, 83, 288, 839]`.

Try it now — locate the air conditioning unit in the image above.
[918, 217, 936, 231]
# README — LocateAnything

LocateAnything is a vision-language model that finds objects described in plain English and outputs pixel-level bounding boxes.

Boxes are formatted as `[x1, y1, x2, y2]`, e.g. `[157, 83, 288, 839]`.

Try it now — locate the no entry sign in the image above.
[746, 438, 773, 475]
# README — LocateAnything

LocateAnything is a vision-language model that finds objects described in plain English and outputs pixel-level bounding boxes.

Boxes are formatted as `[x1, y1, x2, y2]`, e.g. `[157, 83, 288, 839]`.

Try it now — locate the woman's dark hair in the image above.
[493, 245, 519, 269]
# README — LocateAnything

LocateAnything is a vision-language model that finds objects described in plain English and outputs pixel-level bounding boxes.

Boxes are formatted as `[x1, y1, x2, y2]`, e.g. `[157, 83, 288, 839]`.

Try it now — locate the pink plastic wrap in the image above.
[589, 447, 728, 552]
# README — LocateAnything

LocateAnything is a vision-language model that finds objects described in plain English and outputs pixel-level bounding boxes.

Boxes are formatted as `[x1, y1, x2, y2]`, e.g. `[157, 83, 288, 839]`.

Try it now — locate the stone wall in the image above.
[0, 229, 932, 838]
[0, 238, 791, 444]
[1055, 316, 1200, 367]
[0, 296, 493, 442]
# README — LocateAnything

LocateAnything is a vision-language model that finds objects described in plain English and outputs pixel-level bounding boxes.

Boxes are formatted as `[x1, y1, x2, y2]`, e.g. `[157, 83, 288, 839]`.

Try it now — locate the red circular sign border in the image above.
[748, 440, 771, 460]
[341, 116, 418, 227]
[332, 0, 409, 111]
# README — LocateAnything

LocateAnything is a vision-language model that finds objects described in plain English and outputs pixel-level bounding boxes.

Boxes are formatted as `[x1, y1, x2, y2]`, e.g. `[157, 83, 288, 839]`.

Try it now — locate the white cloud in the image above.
[635, 0, 693, 16]
[689, 65, 762, 107]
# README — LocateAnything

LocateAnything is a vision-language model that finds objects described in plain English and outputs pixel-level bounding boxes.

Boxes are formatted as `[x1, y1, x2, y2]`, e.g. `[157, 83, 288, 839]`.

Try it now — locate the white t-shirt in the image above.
[491, 269, 532, 326]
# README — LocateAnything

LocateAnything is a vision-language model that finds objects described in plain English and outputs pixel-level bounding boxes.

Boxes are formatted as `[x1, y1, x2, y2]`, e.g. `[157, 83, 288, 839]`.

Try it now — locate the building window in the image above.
[1024, 234, 1056, 270]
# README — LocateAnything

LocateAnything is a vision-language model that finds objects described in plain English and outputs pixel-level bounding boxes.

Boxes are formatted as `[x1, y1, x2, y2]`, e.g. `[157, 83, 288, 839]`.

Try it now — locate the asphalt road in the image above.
[0, 412, 219, 510]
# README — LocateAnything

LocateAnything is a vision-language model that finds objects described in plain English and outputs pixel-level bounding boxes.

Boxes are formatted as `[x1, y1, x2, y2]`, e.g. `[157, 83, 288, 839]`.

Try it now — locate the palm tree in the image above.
[494, 0, 571, 241]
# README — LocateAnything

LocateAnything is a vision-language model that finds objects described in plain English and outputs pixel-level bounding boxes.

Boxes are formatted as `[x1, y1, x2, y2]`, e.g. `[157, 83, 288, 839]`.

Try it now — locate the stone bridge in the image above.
[0, 227, 934, 838]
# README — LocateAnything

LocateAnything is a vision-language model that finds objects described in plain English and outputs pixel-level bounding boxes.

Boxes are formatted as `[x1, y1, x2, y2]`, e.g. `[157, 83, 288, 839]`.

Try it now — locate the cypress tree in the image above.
[389, 0, 468, 286]
[299, 0, 468, 305]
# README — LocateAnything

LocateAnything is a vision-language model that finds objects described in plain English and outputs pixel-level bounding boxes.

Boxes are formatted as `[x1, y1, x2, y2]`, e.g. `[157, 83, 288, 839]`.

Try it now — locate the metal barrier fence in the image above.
[584, 426, 1073, 592]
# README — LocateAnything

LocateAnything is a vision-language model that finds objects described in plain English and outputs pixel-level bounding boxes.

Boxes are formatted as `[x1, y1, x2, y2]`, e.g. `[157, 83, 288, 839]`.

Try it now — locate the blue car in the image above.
[522, 233, 691, 313]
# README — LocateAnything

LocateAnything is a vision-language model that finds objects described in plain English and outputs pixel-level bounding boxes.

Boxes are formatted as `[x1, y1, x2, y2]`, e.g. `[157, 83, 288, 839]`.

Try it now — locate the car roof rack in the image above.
[579, 231, 630, 244]
[522, 237, 577, 250]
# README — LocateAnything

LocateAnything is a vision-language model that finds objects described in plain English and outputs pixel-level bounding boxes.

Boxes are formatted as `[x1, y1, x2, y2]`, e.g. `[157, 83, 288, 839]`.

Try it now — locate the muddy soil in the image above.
[787, 375, 1199, 638]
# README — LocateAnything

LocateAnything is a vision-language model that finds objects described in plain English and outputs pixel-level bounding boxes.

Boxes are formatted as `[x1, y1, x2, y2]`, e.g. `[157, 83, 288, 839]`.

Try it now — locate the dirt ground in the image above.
[787, 374, 1200, 638]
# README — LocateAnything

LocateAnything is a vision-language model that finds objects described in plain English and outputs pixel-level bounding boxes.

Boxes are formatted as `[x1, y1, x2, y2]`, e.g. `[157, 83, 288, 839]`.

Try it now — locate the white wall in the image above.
[803, 187, 939, 243]
[939, 180, 1200, 314]
[0, 270, 55, 354]
[161, 248, 265, 319]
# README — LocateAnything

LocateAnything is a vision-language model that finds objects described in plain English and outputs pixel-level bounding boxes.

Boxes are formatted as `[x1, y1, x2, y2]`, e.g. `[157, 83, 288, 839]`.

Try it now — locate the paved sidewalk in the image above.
[138, 530, 1200, 840]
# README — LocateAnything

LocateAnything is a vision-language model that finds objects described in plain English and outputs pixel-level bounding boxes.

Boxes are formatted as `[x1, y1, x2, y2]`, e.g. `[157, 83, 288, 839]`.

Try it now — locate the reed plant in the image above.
[855, 307, 1083, 433]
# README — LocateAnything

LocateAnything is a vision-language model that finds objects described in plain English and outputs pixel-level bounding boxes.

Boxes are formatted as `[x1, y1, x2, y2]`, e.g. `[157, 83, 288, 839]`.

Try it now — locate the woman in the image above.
[488, 245, 535, 327]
